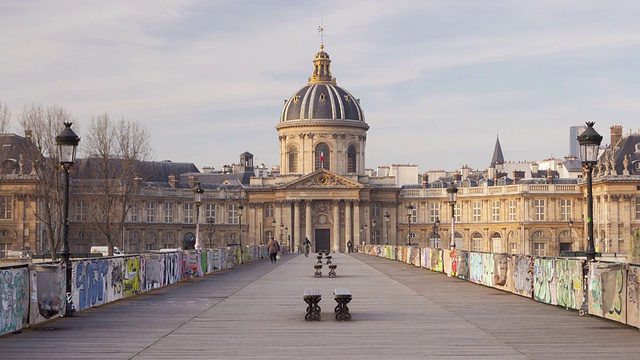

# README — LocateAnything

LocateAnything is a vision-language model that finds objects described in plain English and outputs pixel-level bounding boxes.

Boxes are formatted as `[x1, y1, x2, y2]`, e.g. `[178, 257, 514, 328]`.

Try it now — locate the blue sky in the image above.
[1, 1, 639, 172]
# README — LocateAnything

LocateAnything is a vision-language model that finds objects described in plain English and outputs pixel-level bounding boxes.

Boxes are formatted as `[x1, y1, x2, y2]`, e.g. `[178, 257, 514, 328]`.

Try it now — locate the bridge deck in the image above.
[1, 253, 638, 359]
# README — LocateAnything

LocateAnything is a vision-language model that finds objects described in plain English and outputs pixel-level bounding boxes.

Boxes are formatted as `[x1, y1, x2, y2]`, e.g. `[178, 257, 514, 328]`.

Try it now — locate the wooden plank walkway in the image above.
[1, 253, 639, 359]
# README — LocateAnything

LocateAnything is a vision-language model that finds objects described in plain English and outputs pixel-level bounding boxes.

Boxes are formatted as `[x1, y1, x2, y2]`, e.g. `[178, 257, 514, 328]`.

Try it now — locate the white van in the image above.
[90, 246, 125, 256]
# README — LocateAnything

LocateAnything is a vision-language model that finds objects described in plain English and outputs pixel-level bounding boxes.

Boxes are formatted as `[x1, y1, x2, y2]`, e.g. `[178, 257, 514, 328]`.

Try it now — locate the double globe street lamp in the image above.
[406, 203, 414, 246]
[447, 183, 459, 250]
[193, 182, 204, 250]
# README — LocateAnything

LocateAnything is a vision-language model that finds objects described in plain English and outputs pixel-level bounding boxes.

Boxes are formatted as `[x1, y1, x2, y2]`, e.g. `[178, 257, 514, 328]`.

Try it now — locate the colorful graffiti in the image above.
[0, 267, 29, 336]
[124, 257, 141, 297]
[534, 258, 556, 305]
[554, 258, 582, 310]
[73, 258, 110, 311]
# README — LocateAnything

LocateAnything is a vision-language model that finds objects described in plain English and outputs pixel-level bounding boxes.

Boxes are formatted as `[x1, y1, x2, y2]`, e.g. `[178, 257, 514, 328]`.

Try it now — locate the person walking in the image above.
[268, 237, 280, 264]
[347, 240, 352, 253]
[303, 237, 311, 257]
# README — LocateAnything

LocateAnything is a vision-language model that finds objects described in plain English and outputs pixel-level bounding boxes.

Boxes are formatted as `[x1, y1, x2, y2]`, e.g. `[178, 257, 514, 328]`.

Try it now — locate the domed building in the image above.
[245, 45, 400, 253]
[277, 45, 368, 175]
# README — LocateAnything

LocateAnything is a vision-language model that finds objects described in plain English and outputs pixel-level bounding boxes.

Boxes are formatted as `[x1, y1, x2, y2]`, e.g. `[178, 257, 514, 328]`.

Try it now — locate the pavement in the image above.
[1, 252, 639, 359]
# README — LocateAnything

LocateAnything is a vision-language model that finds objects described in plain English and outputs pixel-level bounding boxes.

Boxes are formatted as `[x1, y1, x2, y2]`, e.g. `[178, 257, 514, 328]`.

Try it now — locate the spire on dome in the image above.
[490, 134, 505, 166]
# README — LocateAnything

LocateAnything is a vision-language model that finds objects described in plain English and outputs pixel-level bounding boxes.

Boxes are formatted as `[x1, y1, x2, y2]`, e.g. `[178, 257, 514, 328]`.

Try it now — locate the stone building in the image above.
[2, 45, 639, 261]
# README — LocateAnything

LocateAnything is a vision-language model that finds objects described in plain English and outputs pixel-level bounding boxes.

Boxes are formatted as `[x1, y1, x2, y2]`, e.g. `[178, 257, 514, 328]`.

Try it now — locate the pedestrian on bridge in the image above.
[268, 238, 280, 264]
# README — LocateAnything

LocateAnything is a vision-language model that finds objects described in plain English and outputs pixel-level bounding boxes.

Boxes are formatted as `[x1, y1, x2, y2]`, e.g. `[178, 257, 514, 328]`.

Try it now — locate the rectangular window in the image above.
[228, 203, 239, 224]
[635, 197, 640, 220]
[472, 201, 482, 222]
[409, 203, 417, 224]
[560, 199, 572, 221]
[509, 200, 516, 222]
[75, 200, 86, 222]
[454, 203, 461, 223]
[510, 242, 518, 254]
[0, 243, 9, 258]
[534, 242, 546, 256]
[0, 195, 12, 220]
[184, 203, 194, 224]
[429, 202, 440, 223]
[145, 243, 154, 251]
[472, 237, 483, 252]
[164, 203, 174, 223]
[371, 203, 380, 218]
[205, 204, 216, 223]
[147, 202, 155, 223]
[492, 201, 500, 222]
[534, 199, 545, 221]
[265, 204, 274, 218]
[130, 201, 138, 222]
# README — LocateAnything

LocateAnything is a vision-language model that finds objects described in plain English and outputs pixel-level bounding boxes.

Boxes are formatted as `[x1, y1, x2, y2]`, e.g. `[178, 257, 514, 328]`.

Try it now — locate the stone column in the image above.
[354, 201, 361, 246]
[345, 201, 352, 252]
[333, 201, 340, 253]
[294, 201, 301, 252]
[305, 201, 313, 245]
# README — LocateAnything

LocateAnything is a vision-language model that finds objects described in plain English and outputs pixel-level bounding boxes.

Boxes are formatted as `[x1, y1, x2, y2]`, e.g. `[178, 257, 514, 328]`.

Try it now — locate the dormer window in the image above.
[319, 93, 325, 103]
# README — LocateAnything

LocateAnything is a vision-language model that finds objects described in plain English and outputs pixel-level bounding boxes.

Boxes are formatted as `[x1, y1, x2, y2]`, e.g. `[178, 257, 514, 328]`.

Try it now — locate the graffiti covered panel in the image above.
[588, 262, 626, 322]
[72, 258, 110, 311]
[555, 258, 582, 310]
[469, 252, 483, 284]
[511, 255, 533, 298]
[534, 258, 557, 305]
[29, 263, 65, 326]
[0, 266, 29, 336]
[493, 254, 509, 290]
[626, 264, 640, 328]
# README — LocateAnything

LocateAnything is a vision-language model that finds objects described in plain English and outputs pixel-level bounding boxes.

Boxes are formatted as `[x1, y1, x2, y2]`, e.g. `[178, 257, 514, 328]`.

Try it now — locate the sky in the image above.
[1, 0, 640, 173]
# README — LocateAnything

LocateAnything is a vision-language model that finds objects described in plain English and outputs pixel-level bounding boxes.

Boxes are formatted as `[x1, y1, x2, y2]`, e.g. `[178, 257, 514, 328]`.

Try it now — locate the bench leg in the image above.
[314, 269, 322, 278]
[304, 298, 321, 321]
[334, 297, 352, 321]
[328, 268, 336, 278]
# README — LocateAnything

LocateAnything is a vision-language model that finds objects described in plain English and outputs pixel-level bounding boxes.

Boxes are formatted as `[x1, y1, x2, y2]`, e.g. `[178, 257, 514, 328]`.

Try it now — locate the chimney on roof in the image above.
[25, 129, 32, 143]
[610, 125, 623, 148]
[421, 173, 428, 188]
[454, 171, 462, 182]
[168, 174, 178, 188]
[461, 166, 469, 179]
[546, 168, 553, 184]
[513, 170, 525, 183]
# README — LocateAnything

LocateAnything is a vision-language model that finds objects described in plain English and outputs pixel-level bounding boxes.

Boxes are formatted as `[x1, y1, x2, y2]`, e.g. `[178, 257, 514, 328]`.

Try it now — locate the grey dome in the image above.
[280, 45, 365, 123]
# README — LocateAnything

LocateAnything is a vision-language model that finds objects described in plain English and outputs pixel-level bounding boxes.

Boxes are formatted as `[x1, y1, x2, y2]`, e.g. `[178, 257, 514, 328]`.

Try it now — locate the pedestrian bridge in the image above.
[2, 248, 640, 359]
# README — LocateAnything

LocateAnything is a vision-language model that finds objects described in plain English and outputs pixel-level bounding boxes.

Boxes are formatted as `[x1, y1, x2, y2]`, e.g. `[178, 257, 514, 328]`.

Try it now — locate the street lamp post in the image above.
[406, 203, 414, 246]
[271, 218, 276, 245]
[577, 121, 602, 316]
[207, 217, 214, 249]
[384, 212, 390, 245]
[371, 219, 377, 245]
[238, 202, 244, 262]
[432, 218, 440, 248]
[280, 223, 284, 246]
[56, 122, 80, 317]
[285, 226, 289, 251]
[447, 183, 459, 250]
[193, 183, 204, 250]
[569, 218, 574, 252]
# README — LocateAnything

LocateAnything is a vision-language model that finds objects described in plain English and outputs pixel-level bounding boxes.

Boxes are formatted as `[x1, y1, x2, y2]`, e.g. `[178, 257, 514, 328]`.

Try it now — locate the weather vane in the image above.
[318, 15, 325, 47]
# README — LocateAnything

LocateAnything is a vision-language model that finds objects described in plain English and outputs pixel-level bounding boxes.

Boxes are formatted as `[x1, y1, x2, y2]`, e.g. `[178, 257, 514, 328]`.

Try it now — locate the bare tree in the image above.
[0, 101, 11, 133]
[19, 104, 74, 260]
[82, 114, 152, 255]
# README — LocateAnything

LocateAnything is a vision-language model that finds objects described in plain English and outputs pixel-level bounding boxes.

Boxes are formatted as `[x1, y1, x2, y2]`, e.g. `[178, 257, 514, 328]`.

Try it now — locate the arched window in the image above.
[347, 145, 357, 173]
[491, 232, 503, 253]
[472, 232, 483, 252]
[288, 145, 298, 173]
[315, 143, 330, 170]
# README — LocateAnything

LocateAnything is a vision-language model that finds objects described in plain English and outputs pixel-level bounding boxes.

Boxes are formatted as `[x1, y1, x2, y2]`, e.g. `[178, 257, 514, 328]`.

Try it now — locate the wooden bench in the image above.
[333, 288, 352, 321]
[325, 255, 332, 265]
[328, 264, 337, 278]
[314, 264, 323, 278]
[303, 288, 321, 321]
